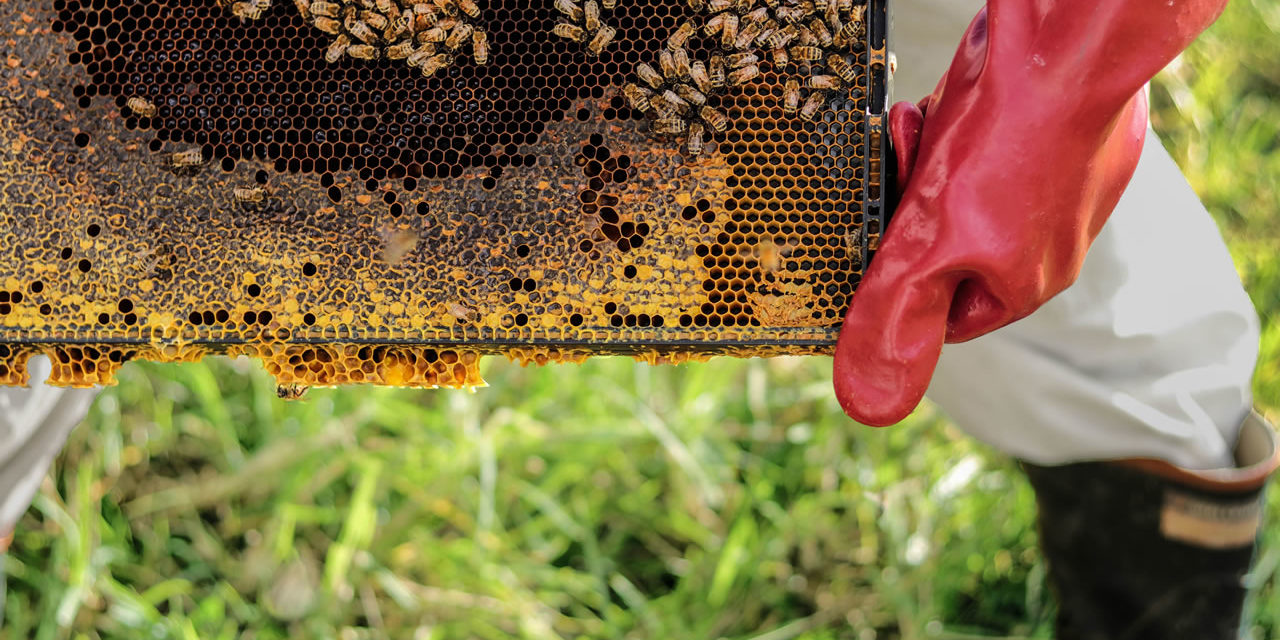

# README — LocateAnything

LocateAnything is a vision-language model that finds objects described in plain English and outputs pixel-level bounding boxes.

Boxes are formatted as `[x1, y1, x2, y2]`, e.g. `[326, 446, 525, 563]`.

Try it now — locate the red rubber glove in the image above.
[833, 0, 1228, 426]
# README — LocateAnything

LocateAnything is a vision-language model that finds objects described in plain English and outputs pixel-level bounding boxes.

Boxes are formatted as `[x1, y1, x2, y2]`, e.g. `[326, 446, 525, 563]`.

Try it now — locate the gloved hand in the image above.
[833, 0, 1228, 426]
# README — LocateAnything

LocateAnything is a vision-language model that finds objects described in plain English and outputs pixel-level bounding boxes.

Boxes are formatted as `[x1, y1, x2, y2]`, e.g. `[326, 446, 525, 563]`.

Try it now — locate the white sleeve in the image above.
[0, 356, 100, 535]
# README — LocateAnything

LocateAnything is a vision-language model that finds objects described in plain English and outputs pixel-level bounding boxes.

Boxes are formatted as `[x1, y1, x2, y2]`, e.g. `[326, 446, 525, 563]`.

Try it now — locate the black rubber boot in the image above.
[1023, 411, 1278, 640]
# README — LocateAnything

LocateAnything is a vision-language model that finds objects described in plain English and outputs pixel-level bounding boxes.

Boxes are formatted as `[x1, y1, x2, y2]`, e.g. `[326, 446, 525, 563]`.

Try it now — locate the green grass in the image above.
[6, 1, 1280, 637]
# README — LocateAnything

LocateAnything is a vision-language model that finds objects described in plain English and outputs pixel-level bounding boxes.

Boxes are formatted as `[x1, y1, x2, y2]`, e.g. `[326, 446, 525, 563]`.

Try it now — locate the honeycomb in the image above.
[0, 0, 889, 393]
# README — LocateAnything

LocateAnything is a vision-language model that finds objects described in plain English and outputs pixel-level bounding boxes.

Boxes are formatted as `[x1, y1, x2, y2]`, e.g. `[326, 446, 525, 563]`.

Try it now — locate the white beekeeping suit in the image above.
[1, 358, 98, 538]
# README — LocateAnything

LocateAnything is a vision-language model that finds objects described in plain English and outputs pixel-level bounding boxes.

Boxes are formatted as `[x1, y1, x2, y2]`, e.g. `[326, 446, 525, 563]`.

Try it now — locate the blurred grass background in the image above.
[5, 0, 1280, 637]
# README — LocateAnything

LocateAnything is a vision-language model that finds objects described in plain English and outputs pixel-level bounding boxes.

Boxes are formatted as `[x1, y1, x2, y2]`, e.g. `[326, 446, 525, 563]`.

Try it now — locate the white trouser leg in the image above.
[0, 357, 99, 535]
[924, 129, 1259, 469]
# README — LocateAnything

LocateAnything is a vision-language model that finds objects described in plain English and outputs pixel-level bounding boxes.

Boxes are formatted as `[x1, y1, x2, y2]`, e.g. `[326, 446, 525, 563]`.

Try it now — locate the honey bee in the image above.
[420, 52, 453, 77]
[412, 2, 439, 27]
[420, 25, 449, 43]
[734, 21, 762, 50]
[789, 45, 821, 60]
[552, 22, 586, 42]
[726, 51, 757, 68]
[660, 88, 690, 112]
[799, 90, 826, 120]
[827, 54, 857, 83]
[808, 18, 833, 45]
[733, 0, 753, 11]
[623, 83, 653, 112]
[230, 1, 265, 20]
[648, 93, 676, 116]
[447, 302, 480, 323]
[839, 0, 856, 15]
[825, 4, 843, 32]
[742, 6, 770, 25]
[313, 16, 341, 33]
[554, 0, 583, 21]
[348, 43, 379, 60]
[762, 24, 795, 49]
[700, 105, 728, 132]
[783, 78, 800, 114]
[685, 0, 704, 10]
[310, 0, 340, 17]
[472, 29, 489, 64]
[635, 62, 663, 89]
[126, 96, 156, 118]
[719, 12, 738, 48]
[386, 38, 416, 59]
[709, 54, 726, 89]
[707, 0, 733, 11]
[584, 0, 600, 32]
[602, 0, 616, 9]
[347, 19, 378, 43]
[671, 47, 691, 79]
[385, 14, 412, 39]
[445, 22, 473, 51]
[753, 238, 795, 272]
[727, 63, 758, 86]
[407, 43, 438, 67]
[325, 33, 351, 62]
[688, 60, 711, 93]
[673, 84, 706, 106]
[775, 5, 805, 24]
[652, 117, 687, 135]
[433, 0, 459, 16]
[704, 12, 728, 36]
[455, 0, 481, 18]
[380, 227, 420, 264]
[770, 46, 789, 66]
[232, 185, 272, 206]
[658, 50, 677, 79]
[834, 18, 864, 47]
[793, 23, 817, 46]
[376, 0, 395, 13]
[360, 10, 389, 30]
[667, 21, 695, 50]
[276, 384, 310, 400]
[293, 0, 311, 20]
[685, 121, 704, 156]
[165, 148, 204, 172]
[754, 23, 777, 48]
[132, 245, 169, 279]
[805, 74, 841, 89]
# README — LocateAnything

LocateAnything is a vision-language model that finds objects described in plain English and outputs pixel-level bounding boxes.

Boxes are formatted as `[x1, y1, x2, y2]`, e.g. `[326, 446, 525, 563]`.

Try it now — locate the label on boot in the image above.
[1160, 490, 1261, 549]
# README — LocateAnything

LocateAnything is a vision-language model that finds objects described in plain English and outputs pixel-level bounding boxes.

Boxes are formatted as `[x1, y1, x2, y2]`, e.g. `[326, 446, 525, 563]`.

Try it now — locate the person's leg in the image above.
[0, 356, 99, 540]
[924, 128, 1276, 637]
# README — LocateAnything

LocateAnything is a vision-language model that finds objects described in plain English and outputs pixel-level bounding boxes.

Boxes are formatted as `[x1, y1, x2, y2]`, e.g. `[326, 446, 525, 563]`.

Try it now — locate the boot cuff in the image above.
[1119, 410, 1279, 494]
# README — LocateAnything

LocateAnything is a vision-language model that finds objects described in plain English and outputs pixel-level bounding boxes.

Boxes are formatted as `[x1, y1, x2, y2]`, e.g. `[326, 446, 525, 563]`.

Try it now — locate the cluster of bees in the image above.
[218, 0, 490, 76]
[550, 0, 617, 56]
[624, 0, 866, 156]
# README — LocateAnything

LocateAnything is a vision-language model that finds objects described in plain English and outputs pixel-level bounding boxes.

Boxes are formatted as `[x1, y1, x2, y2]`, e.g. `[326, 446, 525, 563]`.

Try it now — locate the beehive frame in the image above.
[0, 0, 889, 390]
